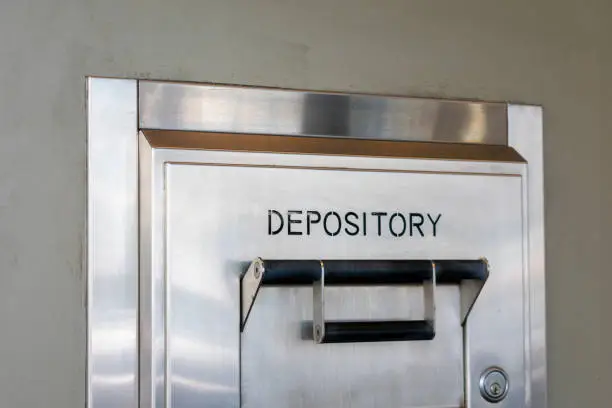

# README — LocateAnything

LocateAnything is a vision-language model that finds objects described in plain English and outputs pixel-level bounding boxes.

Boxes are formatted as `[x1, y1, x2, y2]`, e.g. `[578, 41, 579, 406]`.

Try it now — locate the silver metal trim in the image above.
[139, 81, 508, 145]
[138, 132, 169, 408]
[508, 105, 547, 408]
[87, 78, 138, 408]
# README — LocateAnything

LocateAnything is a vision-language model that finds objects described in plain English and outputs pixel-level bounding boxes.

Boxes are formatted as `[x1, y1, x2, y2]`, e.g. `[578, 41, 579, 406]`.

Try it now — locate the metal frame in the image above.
[508, 105, 547, 408]
[87, 78, 546, 408]
[87, 78, 138, 408]
[138, 81, 508, 145]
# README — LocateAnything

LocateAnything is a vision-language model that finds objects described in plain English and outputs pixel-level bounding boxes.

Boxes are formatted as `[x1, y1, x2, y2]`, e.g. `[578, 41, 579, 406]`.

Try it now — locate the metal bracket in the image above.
[240, 258, 265, 331]
[459, 258, 490, 324]
[312, 262, 325, 343]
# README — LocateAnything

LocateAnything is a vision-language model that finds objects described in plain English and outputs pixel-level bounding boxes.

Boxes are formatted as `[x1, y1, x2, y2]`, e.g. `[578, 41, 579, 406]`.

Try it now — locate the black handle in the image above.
[322, 320, 435, 343]
[260, 259, 487, 286]
[241, 258, 489, 343]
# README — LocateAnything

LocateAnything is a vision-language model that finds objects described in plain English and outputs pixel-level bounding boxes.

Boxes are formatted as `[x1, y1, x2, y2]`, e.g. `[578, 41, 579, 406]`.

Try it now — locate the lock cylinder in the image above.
[479, 367, 509, 403]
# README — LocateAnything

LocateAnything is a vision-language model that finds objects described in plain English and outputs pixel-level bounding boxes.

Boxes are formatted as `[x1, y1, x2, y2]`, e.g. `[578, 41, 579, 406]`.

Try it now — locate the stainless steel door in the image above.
[88, 79, 546, 408]
[142, 143, 527, 408]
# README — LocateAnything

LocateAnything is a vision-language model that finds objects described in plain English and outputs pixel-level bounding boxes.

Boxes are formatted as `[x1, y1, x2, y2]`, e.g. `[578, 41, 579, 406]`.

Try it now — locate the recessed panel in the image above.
[164, 161, 525, 408]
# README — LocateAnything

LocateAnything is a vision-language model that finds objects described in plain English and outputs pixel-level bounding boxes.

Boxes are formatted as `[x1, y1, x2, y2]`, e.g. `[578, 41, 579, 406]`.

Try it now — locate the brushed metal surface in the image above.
[508, 105, 547, 408]
[143, 146, 527, 408]
[87, 79, 545, 408]
[165, 163, 243, 408]
[139, 132, 168, 408]
[139, 81, 507, 145]
[87, 78, 138, 408]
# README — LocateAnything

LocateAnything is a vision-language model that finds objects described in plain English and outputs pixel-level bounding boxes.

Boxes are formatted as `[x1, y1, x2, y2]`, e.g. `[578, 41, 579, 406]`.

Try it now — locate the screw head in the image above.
[314, 325, 322, 340]
[253, 264, 261, 279]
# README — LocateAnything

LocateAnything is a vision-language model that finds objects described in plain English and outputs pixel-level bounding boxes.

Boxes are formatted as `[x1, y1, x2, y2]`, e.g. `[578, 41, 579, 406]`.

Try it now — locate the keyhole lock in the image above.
[479, 367, 509, 403]
[490, 382, 502, 397]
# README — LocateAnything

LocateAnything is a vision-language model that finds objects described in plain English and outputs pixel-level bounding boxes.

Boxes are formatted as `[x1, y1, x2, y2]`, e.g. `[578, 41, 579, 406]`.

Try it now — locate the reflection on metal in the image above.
[146, 147, 525, 408]
[241, 258, 489, 344]
[87, 77, 546, 408]
[139, 81, 508, 145]
[138, 131, 167, 408]
[508, 105, 547, 408]
[87, 78, 138, 408]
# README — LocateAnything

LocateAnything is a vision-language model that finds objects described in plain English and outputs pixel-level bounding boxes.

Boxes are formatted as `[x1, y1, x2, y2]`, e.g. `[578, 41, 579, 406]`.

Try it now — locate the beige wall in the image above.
[0, 1, 610, 407]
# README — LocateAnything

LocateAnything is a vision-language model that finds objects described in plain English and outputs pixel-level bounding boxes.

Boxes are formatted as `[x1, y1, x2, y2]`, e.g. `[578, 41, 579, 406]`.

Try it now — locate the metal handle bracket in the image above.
[312, 260, 436, 343]
[240, 258, 489, 344]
